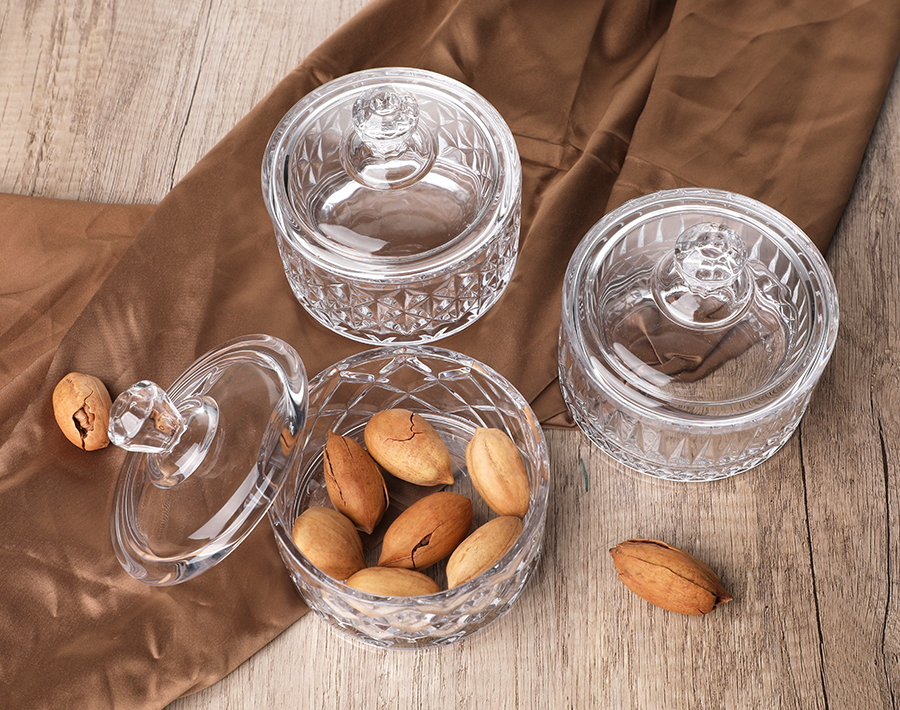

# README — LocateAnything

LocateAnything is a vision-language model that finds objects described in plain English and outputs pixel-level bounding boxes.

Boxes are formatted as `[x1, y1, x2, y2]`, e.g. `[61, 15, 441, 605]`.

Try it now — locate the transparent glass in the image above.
[110, 335, 308, 585]
[269, 346, 550, 647]
[559, 188, 839, 481]
[263, 68, 522, 344]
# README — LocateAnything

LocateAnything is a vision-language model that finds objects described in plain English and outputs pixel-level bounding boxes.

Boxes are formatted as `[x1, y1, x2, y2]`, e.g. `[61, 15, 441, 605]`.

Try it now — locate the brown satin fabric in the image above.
[1, 0, 898, 707]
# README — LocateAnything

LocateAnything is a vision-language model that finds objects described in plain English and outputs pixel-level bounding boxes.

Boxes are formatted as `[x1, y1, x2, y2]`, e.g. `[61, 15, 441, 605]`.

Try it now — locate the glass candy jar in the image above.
[559, 188, 839, 481]
[262, 68, 522, 344]
[108, 336, 549, 647]
[269, 346, 549, 648]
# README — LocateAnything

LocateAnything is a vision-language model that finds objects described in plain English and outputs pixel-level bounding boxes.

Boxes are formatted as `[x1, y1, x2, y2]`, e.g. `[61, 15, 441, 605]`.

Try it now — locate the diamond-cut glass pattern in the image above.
[269, 347, 549, 647]
[276, 208, 519, 343]
[559, 333, 812, 481]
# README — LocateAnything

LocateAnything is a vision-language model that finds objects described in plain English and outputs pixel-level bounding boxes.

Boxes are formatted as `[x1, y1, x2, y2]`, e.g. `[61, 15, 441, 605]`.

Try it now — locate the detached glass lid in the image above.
[109, 335, 307, 586]
[564, 188, 839, 419]
[263, 67, 520, 277]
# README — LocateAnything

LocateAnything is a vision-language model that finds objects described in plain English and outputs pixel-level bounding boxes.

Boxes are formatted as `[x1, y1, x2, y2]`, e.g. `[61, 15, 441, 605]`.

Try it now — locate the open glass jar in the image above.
[262, 68, 522, 345]
[559, 188, 839, 481]
[269, 346, 549, 647]
[109, 336, 549, 647]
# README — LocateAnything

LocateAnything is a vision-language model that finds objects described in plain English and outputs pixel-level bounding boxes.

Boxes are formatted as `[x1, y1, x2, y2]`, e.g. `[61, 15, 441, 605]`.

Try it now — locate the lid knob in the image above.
[353, 88, 419, 148]
[342, 86, 435, 190]
[108, 381, 219, 488]
[652, 222, 754, 329]
[674, 222, 748, 295]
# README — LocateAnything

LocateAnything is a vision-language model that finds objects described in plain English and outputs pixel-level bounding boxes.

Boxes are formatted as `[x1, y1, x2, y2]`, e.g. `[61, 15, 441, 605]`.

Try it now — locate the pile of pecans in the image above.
[291, 408, 531, 597]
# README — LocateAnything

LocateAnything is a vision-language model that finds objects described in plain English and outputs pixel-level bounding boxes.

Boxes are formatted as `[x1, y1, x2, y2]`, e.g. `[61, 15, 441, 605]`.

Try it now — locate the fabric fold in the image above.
[606, 0, 900, 248]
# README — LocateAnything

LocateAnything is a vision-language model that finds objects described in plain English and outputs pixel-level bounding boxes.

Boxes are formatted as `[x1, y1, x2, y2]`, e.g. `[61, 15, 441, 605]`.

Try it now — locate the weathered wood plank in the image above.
[1, 0, 207, 201]
[803, 56, 900, 710]
[0, 0, 352, 202]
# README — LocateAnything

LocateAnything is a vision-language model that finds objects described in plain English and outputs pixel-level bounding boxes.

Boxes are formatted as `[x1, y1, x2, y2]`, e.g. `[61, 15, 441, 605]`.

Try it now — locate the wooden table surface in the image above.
[2, 1, 898, 708]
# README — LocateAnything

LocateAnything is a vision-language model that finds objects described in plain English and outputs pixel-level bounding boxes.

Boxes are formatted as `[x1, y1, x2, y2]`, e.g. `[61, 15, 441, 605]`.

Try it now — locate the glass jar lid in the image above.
[262, 67, 520, 279]
[562, 188, 839, 421]
[109, 335, 308, 585]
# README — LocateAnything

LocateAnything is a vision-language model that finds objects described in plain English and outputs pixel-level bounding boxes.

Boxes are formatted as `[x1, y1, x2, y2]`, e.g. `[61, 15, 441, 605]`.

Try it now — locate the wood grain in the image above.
[805, 56, 900, 708]
[0, 1, 897, 708]
[0, 0, 354, 202]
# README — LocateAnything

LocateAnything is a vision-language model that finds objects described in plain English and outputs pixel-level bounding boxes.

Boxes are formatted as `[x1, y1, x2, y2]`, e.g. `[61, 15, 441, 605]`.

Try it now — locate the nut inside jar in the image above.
[292, 410, 531, 595]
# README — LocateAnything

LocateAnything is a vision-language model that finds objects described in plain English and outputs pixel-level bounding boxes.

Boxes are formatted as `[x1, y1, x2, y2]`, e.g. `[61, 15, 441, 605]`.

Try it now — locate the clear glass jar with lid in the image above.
[107, 336, 549, 647]
[262, 68, 521, 344]
[559, 188, 839, 481]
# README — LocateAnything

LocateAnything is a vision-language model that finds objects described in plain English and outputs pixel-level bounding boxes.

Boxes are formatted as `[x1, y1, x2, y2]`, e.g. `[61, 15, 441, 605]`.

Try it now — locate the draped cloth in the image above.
[1, 1, 898, 707]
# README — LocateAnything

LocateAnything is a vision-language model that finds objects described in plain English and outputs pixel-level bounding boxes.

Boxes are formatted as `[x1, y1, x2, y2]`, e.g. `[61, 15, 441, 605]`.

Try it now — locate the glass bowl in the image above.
[268, 345, 550, 647]
[262, 67, 522, 345]
[559, 188, 839, 481]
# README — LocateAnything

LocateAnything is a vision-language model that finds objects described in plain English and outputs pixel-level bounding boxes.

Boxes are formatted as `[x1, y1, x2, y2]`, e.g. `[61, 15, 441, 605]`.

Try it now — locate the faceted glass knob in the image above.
[352, 87, 419, 150]
[342, 85, 435, 190]
[109, 381, 184, 453]
[674, 222, 748, 296]
[652, 222, 754, 329]
[109, 380, 218, 488]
